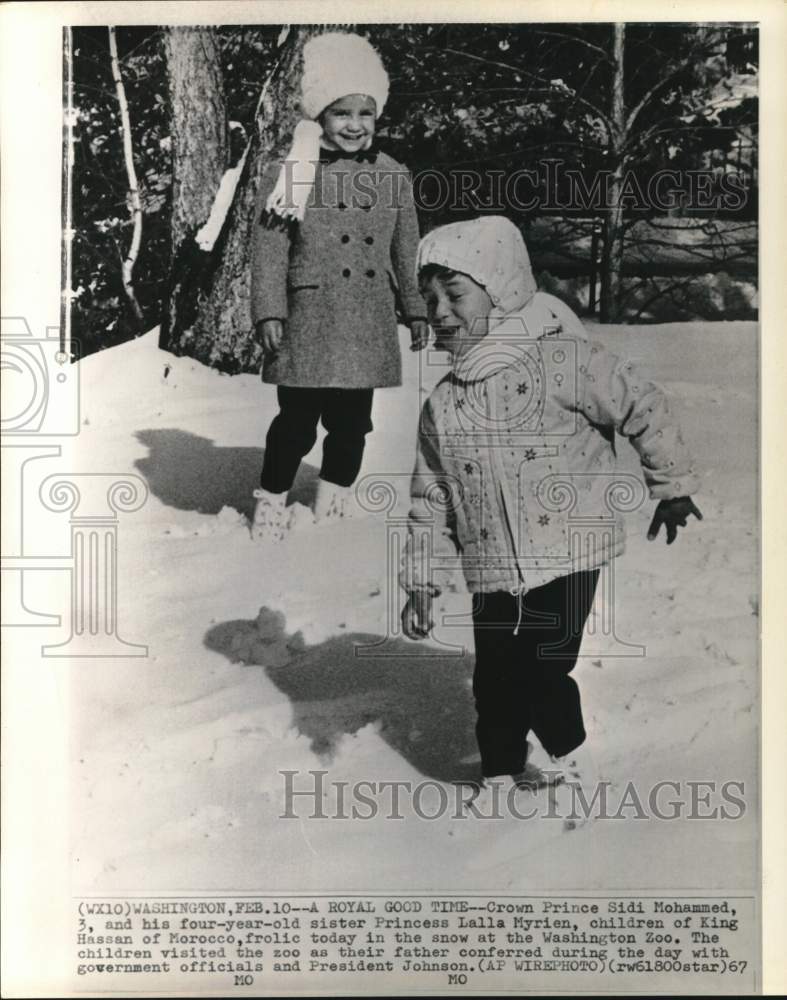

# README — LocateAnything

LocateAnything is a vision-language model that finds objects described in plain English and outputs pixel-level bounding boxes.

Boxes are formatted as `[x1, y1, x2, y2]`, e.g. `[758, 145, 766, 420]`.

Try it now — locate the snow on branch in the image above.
[192, 59, 280, 254]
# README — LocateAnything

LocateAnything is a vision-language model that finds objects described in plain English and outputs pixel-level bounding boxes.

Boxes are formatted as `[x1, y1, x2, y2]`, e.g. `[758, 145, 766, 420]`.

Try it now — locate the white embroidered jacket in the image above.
[401, 292, 700, 596]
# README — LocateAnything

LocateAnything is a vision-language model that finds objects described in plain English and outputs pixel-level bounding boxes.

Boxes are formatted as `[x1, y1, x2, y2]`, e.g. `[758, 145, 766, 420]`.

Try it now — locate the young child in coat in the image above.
[250, 32, 428, 538]
[400, 215, 703, 816]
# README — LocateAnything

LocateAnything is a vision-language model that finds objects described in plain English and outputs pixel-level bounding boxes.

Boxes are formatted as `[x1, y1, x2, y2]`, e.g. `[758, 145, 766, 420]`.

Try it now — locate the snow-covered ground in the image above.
[60, 321, 757, 892]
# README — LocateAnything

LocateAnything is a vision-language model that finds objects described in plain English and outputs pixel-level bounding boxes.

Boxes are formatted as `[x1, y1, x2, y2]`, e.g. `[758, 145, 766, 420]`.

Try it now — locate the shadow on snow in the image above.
[134, 428, 319, 520]
[204, 607, 479, 784]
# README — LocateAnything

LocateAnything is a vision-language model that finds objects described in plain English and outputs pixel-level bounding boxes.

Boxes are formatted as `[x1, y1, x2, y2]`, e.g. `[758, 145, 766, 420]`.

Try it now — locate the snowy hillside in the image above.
[67, 321, 758, 892]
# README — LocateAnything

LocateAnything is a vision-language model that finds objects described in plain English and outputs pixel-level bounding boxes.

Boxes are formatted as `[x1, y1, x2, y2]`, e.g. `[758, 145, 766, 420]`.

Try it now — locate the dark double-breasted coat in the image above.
[250, 148, 426, 389]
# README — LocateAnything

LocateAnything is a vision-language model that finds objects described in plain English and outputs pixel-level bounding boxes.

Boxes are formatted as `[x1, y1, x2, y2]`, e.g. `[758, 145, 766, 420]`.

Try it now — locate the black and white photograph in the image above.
[1, 1, 785, 996]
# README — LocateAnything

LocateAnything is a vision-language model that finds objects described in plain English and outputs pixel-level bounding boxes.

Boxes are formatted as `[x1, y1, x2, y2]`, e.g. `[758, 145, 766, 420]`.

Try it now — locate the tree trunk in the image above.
[161, 27, 313, 371]
[165, 27, 228, 255]
[159, 27, 228, 352]
[600, 22, 626, 323]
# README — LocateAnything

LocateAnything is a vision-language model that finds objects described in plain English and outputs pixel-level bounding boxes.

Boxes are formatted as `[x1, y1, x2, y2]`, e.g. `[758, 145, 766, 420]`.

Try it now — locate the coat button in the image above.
[342, 267, 351, 277]
[341, 234, 350, 243]
[364, 236, 374, 244]
[366, 269, 376, 278]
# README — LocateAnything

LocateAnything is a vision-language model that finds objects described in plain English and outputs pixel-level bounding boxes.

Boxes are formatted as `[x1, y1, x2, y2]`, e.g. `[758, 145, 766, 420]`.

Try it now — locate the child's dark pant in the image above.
[260, 386, 374, 493]
[471, 569, 600, 777]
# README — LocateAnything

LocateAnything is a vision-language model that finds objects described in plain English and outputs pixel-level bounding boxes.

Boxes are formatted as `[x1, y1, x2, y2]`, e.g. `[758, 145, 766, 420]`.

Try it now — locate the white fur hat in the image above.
[301, 32, 389, 119]
[265, 32, 389, 222]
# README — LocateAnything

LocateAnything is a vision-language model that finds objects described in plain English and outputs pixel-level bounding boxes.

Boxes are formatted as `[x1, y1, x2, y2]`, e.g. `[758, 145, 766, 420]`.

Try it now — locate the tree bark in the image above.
[600, 22, 626, 323]
[161, 27, 313, 371]
[164, 27, 228, 256]
[159, 27, 228, 353]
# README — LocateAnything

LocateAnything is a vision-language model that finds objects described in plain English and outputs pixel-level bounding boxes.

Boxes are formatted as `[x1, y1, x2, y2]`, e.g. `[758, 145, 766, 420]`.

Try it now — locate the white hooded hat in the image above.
[416, 216, 538, 321]
[265, 33, 389, 222]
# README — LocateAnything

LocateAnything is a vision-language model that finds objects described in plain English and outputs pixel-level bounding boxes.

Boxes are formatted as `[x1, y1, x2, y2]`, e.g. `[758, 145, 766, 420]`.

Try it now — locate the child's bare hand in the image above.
[409, 319, 430, 352]
[257, 319, 284, 354]
[647, 496, 703, 545]
[401, 591, 434, 639]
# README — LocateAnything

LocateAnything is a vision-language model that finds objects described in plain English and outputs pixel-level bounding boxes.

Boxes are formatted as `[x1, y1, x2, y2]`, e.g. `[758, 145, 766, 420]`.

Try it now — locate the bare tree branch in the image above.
[531, 29, 613, 62]
[436, 45, 616, 133]
[108, 26, 144, 327]
[624, 34, 727, 134]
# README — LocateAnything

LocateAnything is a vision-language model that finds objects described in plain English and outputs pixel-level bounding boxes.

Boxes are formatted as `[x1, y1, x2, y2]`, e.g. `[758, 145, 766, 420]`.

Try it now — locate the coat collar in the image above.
[451, 297, 540, 383]
[318, 143, 379, 165]
[450, 292, 579, 383]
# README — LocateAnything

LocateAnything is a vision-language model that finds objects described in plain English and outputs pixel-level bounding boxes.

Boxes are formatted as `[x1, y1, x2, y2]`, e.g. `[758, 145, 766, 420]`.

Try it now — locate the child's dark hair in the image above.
[418, 263, 459, 284]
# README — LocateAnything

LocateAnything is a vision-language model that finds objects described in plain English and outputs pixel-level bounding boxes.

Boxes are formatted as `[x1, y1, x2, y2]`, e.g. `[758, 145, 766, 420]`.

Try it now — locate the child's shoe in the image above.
[457, 741, 551, 816]
[287, 501, 317, 534]
[511, 740, 555, 791]
[250, 488, 291, 541]
[460, 777, 509, 819]
[547, 743, 600, 831]
[313, 479, 354, 522]
[548, 743, 598, 785]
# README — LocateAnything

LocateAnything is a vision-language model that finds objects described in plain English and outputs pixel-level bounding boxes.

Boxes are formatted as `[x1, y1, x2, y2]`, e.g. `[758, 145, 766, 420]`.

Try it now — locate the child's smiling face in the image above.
[319, 94, 377, 154]
[419, 269, 494, 359]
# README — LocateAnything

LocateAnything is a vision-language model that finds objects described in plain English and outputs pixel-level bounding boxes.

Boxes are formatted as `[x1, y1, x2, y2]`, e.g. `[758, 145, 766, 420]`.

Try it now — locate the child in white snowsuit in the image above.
[401, 216, 702, 798]
[250, 33, 428, 537]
